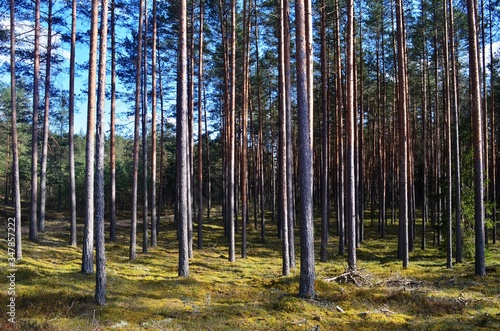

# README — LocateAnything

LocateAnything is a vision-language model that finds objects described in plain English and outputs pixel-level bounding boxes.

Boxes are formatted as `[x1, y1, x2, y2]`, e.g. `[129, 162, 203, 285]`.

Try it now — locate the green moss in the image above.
[1, 206, 499, 330]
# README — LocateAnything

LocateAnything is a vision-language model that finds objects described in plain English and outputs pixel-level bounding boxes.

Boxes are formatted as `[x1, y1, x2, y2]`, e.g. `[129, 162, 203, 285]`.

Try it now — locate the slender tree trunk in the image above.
[241, 0, 250, 259]
[95, 0, 109, 305]
[151, 0, 158, 247]
[489, 0, 496, 245]
[466, 0, 486, 276]
[197, 0, 204, 250]
[10, 0, 22, 260]
[178, 0, 190, 276]
[130, 0, 145, 261]
[109, 0, 117, 242]
[421, 0, 428, 251]
[69, 0, 77, 247]
[158, 46, 165, 235]
[450, 0, 462, 261]
[82, 0, 100, 274]
[320, 0, 329, 263]
[396, 0, 409, 268]
[30, 0, 41, 243]
[346, 0, 357, 272]
[254, 6, 265, 243]
[284, 0, 295, 269]
[296, 0, 315, 299]
[142, 0, 149, 254]
[39, 0, 53, 233]
[228, 0, 236, 263]
[278, 0, 289, 275]
[334, 0, 345, 256]
[443, 0, 453, 269]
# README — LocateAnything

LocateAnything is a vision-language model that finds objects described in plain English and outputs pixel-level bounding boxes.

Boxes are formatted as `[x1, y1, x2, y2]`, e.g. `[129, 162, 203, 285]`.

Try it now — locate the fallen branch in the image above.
[324, 269, 372, 287]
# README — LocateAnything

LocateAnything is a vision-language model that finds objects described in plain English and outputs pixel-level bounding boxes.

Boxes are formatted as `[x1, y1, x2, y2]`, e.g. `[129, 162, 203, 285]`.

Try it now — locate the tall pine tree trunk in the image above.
[130, 0, 145, 261]
[69, 0, 77, 247]
[39, 0, 53, 233]
[82, 0, 99, 274]
[10, 0, 22, 260]
[466, 0, 486, 276]
[109, 0, 117, 242]
[396, 0, 409, 268]
[296, 0, 315, 299]
[95, 0, 109, 305]
[178, 0, 190, 276]
[30, 0, 41, 242]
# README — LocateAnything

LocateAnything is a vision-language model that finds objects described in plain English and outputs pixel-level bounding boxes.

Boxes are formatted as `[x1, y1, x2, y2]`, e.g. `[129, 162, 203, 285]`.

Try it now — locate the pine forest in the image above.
[1, 0, 500, 329]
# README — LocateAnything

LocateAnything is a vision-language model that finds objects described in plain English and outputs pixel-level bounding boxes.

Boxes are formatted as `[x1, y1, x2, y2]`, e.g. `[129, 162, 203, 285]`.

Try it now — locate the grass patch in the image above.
[1, 204, 499, 330]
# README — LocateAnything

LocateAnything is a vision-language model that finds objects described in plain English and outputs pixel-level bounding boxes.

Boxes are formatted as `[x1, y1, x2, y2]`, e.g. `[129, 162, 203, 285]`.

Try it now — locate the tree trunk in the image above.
[278, 0, 289, 275]
[228, 0, 236, 263]
[130, 0, 145, 261]
[197, 0, 204, 250]
[39, 0, 53, 233]
[10, 0, 22, 260]
[30, 0, 41, 243]
[82, 0, 99, 274]
[178, 0, 190, 276]
[320, 0, 329, 263]
[150, 0, 158, 248]
[443, 0, 453, 269]
[69, 0, 77, 247]
[296, 0, 315, 299]
[109, 0, 117, 242]
[346, 0, 357, 272]
[95, 0, 109, 305]
[466, 0, 486, 276]
[241, 0, 250, 259]
[396, 0, 409, 268]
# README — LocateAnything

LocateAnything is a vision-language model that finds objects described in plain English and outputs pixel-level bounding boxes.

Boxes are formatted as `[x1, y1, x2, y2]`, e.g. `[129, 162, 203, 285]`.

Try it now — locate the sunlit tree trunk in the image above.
[82, 0, 99, 274]
[228, 0, 236, 262]
[109, 0, 117, 242]
[320, 0, 329, 263]
[178, 0, 190, 276]
[130, 0, 145, 261]
[241, 0, 250, 259]
[449, 0, 462, 261]
[466, 0, 486, 276]
[151, 0, 158, 247]
[443, 0, 453, 269]
[95, 0, 109, 305]
[39, 0, 53, 233]
[68, 0, 77, 247]
[284, 0, 295, 269]
[278, 0, 289, 275]
[346, 0, 357, 272]
[296, 0, 315, 299]
[30, 0, 41, 243]
[10, 0, 22, 260]
[396, 0, 409, 268]
[197, 0, 204, 250]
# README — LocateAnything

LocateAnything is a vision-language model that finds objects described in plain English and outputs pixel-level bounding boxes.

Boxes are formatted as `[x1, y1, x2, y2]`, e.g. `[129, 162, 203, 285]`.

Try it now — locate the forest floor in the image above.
[1, 203, 499, 330]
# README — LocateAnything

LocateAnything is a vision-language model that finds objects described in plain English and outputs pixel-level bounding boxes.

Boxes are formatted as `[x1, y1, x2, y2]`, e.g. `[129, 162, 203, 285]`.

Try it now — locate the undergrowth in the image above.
[1, 204, 499, 330]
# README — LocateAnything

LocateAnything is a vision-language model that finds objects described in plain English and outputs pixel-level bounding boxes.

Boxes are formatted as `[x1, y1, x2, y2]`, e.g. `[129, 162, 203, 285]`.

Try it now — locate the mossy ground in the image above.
[1, 204, 499, 330]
